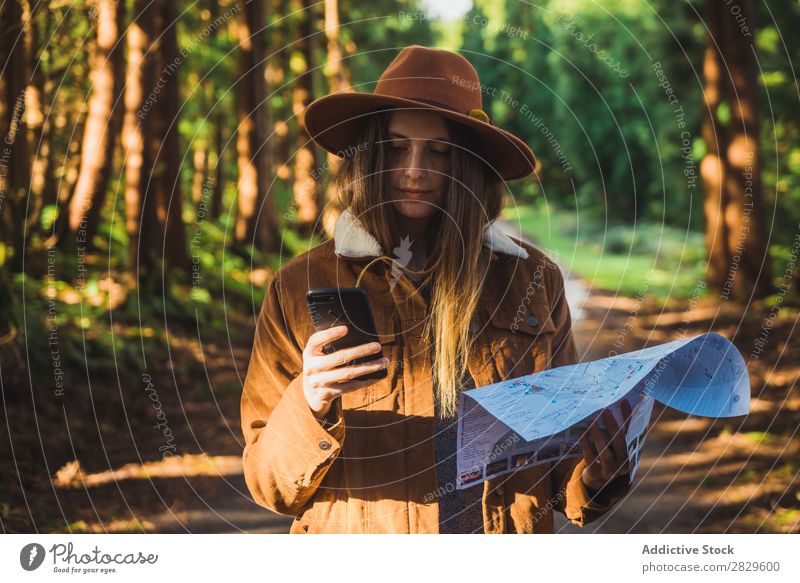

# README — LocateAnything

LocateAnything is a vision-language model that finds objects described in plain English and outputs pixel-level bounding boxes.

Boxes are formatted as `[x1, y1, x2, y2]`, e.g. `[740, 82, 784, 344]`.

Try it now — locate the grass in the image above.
[741, 431, 781, 446]
[502, 202, 711, 303]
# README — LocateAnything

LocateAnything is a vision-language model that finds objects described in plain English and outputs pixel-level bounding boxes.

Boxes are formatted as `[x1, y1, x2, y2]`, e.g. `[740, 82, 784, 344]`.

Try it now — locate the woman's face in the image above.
[385, 109, 452, 221]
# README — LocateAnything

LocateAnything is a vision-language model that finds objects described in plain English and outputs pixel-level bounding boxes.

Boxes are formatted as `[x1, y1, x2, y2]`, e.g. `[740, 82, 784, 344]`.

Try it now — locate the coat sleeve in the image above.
[544, 259, 631, 527]
[240, 270, 346, 516]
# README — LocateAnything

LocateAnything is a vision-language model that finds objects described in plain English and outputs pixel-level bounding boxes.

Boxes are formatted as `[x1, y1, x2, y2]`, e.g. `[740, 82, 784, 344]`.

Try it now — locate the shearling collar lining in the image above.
[333, 207, 529, 260]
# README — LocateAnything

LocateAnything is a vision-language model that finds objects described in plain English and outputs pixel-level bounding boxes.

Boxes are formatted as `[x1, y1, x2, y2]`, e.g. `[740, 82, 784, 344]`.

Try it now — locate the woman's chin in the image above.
[392, 200, 439, 220]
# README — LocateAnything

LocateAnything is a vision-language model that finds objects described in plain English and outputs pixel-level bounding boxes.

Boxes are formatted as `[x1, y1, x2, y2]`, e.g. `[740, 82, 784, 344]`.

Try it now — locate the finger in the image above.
[603, 409, 627, 466]
[337, 377, 382, 393]
[589, 419, 614, 475]
[579, 433, 596, 468]
[317, 377, 377, 399]
[621, 451, 632, 477]
[603, 408, 621, 437]
[622, 397, 633, 420]
[307, 325, 349, 356]
[619, 400, 635, 475]
[311, 358, 389, 386]
[621, 398, 633, 432]
[312, 341, 383, 372]
[579, 432, 603, 488]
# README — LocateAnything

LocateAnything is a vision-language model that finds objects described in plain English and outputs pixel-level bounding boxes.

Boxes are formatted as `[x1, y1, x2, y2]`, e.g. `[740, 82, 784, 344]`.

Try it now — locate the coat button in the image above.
[527, 315, 538, 327]
[318, 439, 331, 451]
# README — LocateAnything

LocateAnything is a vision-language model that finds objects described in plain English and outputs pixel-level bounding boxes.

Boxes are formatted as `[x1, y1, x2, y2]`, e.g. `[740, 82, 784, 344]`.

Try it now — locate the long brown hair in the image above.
[326, 109, 503, 419]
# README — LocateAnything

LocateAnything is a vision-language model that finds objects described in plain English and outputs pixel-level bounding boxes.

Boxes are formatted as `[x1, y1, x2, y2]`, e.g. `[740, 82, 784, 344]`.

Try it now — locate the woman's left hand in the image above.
[578, 398, 633, 492]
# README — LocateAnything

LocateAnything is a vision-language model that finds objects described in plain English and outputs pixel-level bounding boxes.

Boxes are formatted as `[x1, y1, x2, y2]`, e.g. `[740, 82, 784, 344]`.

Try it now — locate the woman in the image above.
[240, 45, 632, 534]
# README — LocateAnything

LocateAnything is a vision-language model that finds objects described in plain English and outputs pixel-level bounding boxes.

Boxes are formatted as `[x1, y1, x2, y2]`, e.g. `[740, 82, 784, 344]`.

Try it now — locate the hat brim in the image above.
[302, 92, 536, 181]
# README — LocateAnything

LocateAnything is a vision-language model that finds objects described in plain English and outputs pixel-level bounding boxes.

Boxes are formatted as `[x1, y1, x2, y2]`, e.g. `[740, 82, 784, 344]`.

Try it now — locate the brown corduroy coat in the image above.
[240, 208, 630, 533]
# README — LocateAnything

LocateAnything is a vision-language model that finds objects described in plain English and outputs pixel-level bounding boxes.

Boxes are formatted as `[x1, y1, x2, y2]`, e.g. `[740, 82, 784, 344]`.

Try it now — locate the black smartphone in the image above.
[305, 287, 388, 381]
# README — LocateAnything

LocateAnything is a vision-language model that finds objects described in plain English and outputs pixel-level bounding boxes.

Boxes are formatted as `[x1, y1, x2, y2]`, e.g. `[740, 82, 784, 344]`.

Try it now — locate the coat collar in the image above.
[333, 207, 529, 260]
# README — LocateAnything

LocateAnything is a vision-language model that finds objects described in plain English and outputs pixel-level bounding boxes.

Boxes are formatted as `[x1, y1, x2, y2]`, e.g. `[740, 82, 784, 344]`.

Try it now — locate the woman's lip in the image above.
[400, 190, 430, 197]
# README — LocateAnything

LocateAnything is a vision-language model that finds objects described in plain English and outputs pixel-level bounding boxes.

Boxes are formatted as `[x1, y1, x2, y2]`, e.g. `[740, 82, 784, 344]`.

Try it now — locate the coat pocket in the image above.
[291, 500, 319, 533]
[484, 301, 557, 380]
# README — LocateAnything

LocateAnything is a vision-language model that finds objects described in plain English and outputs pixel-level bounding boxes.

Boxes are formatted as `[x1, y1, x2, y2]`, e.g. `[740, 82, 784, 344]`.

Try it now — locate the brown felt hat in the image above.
[302, 45, 536, 181]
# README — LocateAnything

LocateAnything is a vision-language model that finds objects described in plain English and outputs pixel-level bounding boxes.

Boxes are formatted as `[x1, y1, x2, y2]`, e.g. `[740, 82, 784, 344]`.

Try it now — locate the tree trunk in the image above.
[719, 0, 771, 300]
[267, 2, 292, 189]
[251, 0, 277, 252]
[234, 0, 278, 251]
[234, 2, 258, 247]
[701, 0, 772, 301]
[23, 0, 50, 233]
[701, 2, 727, 294]
[324, 0, 350, 93]
[291, 0, 319, 237]
[123, 0, 160, 285]
[191, 145, 208, 206]
[153, 0, 190, 273]
[65, 0, 125, 250]
[0, 0, 24, 342]
[0, 0, 30, 273]
[321, 0, 350, 236]
[208, 0, 225, 221]
[211, 120, 225, 220]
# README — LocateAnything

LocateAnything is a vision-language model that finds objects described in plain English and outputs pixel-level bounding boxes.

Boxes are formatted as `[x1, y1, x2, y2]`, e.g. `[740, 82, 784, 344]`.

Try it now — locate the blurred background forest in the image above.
[1, 0, 799, 533]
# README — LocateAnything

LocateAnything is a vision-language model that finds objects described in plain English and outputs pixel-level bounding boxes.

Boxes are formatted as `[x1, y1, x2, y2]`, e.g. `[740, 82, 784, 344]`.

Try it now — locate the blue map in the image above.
[455, 332, 750, 489]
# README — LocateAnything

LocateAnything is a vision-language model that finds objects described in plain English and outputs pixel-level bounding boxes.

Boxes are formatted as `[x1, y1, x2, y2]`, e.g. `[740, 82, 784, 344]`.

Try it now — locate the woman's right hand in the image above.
[302, 325, 389, 419]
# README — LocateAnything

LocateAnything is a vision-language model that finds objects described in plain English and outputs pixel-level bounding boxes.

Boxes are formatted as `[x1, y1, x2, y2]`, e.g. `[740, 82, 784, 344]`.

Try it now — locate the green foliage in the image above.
[503, 202, 708, 302]
[756, 1, 800, 255]
[339, 0, 436, 86]
[433, 1, 713, 228]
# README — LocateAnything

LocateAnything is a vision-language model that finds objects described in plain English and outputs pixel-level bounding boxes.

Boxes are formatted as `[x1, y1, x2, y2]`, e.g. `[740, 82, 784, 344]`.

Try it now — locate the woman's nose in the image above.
[403, 143, 429, 178]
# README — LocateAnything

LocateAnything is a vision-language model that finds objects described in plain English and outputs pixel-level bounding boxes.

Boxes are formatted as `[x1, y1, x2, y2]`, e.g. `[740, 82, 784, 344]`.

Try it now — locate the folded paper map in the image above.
[456, 332, 750, 489]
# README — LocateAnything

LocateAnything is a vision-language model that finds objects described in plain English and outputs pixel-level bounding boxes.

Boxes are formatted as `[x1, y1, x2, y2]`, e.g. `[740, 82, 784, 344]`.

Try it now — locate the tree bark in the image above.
[153, 0, 190, 272]
[701, 0, 772, 301]
[209, 0, 225, 220]
[65, 0, 125, 250]
[323, 0, 350, 93]
[701, 2, 727, 294]
[191, 145, 208, 206]
[291, 0, 319, 237]
[211, 119, 225, 220]
[0, 0, 25, 340]
[251, 0, 277, 252]
[23, 0, 50, 233]
[321, 0, 351, 236]
[234, 1, 258, 246]
[719, 0, 771, 299]
[235, 0, 278, 251]
[267, 1, 292, 189]
[0, 0, 30, 273]
[123, 0, 160, 285]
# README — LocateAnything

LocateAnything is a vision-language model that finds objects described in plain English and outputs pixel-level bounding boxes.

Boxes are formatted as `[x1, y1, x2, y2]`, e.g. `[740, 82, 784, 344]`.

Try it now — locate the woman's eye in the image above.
[432, 149, 450, 157]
